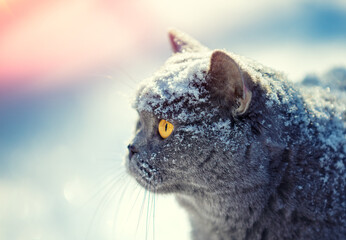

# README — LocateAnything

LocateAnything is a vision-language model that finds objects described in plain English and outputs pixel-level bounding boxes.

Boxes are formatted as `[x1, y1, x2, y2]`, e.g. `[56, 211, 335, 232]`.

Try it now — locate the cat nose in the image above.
[127, 144, 138, 159]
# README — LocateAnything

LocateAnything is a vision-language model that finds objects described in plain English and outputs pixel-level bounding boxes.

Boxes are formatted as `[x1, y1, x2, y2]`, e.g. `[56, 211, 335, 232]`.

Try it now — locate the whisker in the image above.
[111, 177, 132, 239]
[85, 179, 117, 240]
[83, 169, 126, 207]
[135, 184, 148, 239]
[126, 185, 144, 223]
[114, 65, 140, 87]
[145, 189, 151, 240]
[85, 172, 127, 240]
[153, 190, 156, 240]
[85, 160, 124, 187]
[148, 189, 155, 240]
[99, 176, 131, 240]
[90, 71, 136, 90]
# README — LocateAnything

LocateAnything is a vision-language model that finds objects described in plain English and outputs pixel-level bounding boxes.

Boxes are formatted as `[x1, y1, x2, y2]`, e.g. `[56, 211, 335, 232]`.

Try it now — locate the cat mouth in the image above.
[128, 158, 206, 194]
[127, 155, 206, 194]
[127, 155, 163, 192]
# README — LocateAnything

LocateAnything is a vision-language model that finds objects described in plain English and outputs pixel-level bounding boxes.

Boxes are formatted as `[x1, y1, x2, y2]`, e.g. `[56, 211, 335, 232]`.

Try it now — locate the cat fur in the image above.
[127, 29, 346, 240]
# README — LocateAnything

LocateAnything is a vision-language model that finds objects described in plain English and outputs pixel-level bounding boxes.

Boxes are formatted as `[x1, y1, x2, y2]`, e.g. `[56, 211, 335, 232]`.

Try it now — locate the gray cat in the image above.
[126, 29, 345, 240]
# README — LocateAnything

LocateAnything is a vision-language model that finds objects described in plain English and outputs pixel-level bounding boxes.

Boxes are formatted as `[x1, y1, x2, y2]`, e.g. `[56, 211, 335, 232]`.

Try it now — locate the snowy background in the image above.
[0, 0, 346, 240]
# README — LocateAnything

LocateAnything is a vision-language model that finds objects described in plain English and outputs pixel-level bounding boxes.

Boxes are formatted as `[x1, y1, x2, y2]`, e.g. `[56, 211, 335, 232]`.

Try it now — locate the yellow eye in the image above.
[158, 119, 174, 139]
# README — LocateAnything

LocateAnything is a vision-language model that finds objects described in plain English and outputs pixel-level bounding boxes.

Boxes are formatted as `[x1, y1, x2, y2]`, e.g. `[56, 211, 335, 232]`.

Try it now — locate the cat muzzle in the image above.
[127, 144, 139, 159]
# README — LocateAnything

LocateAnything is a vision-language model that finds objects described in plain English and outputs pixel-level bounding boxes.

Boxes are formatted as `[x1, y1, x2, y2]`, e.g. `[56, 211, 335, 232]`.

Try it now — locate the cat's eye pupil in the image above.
[158, 119, 174, 139]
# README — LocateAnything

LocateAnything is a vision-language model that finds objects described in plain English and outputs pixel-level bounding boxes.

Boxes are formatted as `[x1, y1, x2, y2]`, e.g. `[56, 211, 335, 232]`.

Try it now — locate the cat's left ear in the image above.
[168, 29, 209, 53]
[207, 50, 252, 116]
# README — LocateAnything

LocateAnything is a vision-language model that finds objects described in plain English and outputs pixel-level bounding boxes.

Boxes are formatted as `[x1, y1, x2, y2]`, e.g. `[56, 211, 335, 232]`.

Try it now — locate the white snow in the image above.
[134, 50, 345, 158]
[135, 51, 211, 123]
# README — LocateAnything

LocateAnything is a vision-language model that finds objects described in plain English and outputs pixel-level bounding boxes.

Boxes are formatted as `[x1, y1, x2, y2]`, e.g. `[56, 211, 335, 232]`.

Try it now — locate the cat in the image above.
[126, 29, 345, 240]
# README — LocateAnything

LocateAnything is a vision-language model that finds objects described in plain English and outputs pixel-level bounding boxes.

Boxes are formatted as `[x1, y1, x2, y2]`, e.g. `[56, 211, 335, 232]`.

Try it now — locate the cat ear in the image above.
[207, 50, 252, 116]
[168, 29, 209, 53]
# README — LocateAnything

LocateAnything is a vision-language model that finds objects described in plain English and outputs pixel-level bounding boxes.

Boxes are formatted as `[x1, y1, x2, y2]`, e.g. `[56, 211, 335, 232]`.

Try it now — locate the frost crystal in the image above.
[134, 52, 210, 123]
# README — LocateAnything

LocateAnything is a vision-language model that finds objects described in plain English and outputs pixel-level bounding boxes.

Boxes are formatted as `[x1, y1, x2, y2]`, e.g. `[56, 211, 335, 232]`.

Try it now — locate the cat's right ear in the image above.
[207, 50, 252, 116]
[168, 29, 209, 53]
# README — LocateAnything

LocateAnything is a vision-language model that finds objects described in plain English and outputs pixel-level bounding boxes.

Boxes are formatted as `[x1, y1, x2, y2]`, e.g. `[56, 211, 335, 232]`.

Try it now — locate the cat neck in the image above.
[175, 184, 271, 239]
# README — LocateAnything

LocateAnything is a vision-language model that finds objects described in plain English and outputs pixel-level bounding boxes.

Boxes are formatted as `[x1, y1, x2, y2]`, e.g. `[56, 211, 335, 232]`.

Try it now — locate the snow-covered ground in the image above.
[0, 1, 345, 240]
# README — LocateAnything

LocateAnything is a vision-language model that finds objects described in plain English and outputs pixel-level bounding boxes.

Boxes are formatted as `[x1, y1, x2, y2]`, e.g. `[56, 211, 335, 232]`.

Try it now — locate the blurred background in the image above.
[0, 0, 345, 239]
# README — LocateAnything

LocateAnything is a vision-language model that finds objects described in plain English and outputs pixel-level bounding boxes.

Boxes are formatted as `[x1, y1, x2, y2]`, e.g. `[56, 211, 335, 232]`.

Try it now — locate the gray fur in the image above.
[126, 30, 345, 240]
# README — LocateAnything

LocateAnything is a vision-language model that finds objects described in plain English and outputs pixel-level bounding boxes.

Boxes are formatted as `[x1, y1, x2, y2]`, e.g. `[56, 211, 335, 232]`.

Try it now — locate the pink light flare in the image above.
[0, 0, 158, 91]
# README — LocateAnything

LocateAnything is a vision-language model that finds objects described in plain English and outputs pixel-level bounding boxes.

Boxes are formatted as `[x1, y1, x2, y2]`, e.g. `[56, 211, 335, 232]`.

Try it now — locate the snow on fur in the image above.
[132, 49, 346, 233]
[134, 50, 345, 175]
[134, 50, 345, 150]
[134, 52, 210, 122]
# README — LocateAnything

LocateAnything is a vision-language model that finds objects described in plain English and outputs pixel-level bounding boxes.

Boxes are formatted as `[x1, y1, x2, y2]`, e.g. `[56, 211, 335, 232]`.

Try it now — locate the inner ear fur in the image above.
[207, 50, 252, 116]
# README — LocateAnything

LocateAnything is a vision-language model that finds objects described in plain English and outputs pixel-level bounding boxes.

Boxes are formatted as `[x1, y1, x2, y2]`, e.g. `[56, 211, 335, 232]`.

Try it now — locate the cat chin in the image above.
[133, 176, 211, 195]
[131, 176, 174, 194]
[127, 155, 211, 195]
[133, 180, 182, 194]
[127, 164, 184, 194]
[126, 158, 163, 192]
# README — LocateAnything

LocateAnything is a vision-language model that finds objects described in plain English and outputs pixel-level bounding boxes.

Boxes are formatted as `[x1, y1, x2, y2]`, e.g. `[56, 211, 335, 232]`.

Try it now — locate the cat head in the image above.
[127, 29, 291, 195]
